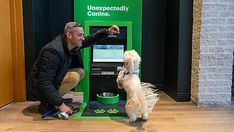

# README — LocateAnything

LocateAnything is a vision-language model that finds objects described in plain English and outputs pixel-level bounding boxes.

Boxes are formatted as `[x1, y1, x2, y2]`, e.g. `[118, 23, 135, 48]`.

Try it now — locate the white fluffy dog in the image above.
[116, 50, 159, 123]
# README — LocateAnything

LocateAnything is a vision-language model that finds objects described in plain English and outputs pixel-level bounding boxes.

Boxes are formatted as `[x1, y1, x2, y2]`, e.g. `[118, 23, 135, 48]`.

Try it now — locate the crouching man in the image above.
[28, 22, 119, 116]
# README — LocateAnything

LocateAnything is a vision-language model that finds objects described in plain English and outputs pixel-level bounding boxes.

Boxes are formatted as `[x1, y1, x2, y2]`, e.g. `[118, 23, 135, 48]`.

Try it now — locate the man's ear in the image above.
[66, 32, 72, 39]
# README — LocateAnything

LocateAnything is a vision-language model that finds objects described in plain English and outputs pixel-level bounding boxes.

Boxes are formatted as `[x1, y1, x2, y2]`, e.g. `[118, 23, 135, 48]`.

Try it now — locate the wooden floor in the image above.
[0, 91, 234, 132]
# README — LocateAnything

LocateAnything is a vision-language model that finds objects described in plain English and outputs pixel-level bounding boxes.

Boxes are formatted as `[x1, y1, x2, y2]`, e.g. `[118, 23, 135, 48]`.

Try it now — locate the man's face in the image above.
[68, 27, 85, 48]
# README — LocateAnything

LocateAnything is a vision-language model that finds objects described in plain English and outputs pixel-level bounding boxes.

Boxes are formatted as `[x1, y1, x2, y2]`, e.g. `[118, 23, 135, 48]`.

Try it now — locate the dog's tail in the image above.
[141, 82, 159, 112]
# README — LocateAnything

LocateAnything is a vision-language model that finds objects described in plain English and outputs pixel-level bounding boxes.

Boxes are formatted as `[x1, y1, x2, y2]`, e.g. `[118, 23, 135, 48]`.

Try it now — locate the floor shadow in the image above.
[114, 118, 158, 132]
[113, 118, 148, 131]
[22, 102, 82, 121]
[22, 102, 42, 121]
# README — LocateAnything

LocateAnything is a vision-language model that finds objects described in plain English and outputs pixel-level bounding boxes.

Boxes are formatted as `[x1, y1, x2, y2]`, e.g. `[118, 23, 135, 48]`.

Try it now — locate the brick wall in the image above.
[232, 52, 234, 96]
[192, 0, 234, 106]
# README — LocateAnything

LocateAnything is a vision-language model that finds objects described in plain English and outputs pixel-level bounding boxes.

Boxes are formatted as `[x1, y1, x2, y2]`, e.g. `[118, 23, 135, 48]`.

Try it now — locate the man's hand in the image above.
[106, 25, 120, 34]
[59, 103, 73, 114]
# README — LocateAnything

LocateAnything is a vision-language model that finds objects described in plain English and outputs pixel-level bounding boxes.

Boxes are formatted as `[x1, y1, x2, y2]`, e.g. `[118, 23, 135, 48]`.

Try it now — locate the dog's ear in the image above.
[127, 57, 134, 74]
[133, 60, 140, 73]
[123, 50, 141, 74]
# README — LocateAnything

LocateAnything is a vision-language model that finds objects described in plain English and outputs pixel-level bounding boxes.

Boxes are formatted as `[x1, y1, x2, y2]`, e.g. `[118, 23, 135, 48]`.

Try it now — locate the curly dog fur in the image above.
[116, 50, 159, 123]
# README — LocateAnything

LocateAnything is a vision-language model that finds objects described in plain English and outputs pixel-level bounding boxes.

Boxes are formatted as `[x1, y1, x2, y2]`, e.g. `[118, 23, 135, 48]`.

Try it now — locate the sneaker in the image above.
[38, 102, 54, 114]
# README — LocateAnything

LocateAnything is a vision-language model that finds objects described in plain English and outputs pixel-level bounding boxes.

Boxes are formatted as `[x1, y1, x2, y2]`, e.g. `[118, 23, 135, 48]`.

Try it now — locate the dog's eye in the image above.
[124, 62, 128, 66]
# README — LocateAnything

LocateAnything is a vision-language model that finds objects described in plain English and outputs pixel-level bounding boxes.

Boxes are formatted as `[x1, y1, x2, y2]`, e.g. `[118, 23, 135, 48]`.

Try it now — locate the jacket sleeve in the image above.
[69, 29, 109, 68]
[80, 29, 109, 48]
[37, 47, 64, 106]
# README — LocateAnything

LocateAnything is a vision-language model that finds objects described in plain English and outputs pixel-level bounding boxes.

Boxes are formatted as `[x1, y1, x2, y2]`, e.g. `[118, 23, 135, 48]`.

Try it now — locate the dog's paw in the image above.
[142, 113, 148, 120]
[123, 118, 135, 123]
[123, 117, 137, 123]
[122, 118, 130, 123]
[129, 118, 137, 123]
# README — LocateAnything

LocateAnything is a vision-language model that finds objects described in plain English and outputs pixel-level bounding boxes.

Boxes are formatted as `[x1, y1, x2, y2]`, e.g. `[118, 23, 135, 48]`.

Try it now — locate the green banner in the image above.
[74, 0, 142, 52]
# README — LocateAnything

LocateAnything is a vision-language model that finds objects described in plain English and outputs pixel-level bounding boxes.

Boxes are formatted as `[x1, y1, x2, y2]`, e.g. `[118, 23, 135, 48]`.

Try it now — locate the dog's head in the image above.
[123, 50, 141, 74]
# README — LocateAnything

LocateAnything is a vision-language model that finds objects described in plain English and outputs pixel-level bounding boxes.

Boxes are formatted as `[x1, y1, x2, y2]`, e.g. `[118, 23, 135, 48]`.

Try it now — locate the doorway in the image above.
[0, 0, 25, 107]
[0, 0, 14, 107]
[142, 0, 193, 101]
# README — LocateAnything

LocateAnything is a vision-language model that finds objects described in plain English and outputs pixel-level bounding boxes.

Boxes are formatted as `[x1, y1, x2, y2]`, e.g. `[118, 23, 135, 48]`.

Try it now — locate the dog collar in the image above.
[123, 71, 139, 76]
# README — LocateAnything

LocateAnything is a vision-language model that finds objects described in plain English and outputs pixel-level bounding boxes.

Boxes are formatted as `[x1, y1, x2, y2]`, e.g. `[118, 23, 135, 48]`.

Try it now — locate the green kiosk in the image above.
[74, 0, 142, 120]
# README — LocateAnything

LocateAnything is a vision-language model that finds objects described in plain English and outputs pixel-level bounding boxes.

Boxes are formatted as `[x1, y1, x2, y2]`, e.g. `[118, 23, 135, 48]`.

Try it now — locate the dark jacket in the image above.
[28, 29, 108, 106]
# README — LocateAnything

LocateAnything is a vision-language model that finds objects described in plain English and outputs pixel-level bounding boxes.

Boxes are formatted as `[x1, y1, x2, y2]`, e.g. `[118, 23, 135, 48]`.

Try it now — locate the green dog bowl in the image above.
[96, 92, 119, 104]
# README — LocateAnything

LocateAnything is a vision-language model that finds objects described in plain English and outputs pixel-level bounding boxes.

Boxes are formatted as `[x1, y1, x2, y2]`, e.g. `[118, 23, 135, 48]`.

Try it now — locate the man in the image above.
[28, 22, 119, 114]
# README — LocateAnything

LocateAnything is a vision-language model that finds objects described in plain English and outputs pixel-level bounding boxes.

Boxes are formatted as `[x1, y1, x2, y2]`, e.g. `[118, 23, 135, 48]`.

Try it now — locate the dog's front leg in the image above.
[116, 77, 123, 89]
[116, 70, 125, 89]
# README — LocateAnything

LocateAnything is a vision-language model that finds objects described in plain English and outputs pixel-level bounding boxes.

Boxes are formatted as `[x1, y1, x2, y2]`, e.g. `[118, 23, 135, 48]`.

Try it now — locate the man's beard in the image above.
[76, 42, 82, 48]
